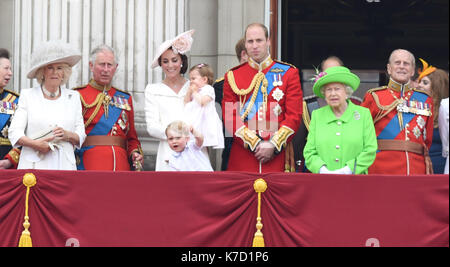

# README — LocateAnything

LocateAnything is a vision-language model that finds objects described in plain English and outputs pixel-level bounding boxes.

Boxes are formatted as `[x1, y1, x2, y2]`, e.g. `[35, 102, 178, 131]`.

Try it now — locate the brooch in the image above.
[354, 111, 361, 121]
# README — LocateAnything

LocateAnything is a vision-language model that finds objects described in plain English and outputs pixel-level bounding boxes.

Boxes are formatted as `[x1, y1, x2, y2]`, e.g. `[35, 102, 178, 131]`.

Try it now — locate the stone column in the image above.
[187, 0, 265, 170]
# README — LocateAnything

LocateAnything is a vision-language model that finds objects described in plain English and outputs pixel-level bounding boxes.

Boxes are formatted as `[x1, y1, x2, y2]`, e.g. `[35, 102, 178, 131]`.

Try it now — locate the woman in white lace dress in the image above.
[145, 30, 195, 171]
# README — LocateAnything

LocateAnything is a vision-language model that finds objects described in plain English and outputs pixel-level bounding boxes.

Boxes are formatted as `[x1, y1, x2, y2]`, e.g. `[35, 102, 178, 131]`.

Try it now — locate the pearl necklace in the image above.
[42, 86, 60, 98]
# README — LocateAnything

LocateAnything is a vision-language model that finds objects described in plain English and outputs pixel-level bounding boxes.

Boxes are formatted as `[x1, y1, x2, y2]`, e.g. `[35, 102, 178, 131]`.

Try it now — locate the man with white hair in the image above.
[361, 49, 434, 175]
[74, 44, 144, 171]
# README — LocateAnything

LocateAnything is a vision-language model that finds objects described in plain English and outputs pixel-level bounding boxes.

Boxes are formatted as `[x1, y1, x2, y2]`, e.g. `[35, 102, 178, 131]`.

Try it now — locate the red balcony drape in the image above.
[0, 170, 448, 247]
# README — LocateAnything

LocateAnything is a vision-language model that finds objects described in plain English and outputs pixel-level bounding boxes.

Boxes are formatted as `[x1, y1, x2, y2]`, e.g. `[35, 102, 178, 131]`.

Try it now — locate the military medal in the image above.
[273, 104, 282, 117]
[413, 126, 422, 139]
[118, 119, 126, 130]
[417, 116, 426, 129]
[277, 74, 283, 86]
[0, 101, 16, 115]
[121, 111, 128, 124]
[272, 88, 284, 102]
[272, 74, 278, 87]
[272, 74, 283, 87]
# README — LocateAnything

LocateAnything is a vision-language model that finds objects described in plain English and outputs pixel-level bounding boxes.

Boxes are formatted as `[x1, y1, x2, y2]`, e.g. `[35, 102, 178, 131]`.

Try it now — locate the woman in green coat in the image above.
[303, 66, 377, 174]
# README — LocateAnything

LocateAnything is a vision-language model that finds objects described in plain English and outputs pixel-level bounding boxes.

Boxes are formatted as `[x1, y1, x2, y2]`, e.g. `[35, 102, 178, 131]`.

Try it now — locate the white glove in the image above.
[334, 166, 353, 175]
[319, 166, 333, 174]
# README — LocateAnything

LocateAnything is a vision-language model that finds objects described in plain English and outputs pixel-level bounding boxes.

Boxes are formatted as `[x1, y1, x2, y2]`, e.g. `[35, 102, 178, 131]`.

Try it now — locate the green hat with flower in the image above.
[312, 66, 360, 98]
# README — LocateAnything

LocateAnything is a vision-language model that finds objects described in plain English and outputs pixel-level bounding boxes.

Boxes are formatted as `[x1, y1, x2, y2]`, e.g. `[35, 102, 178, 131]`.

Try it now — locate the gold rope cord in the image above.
[371, 92, 401, 124]
[227, 71, 268, 121]
[18, 173, 37, 247]
[252, 178, 267, 247]
[80, 93, 105, 128]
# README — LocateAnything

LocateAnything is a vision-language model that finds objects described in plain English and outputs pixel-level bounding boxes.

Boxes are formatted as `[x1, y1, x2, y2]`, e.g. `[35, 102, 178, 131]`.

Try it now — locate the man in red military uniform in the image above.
[222, 23, 302, 173]
[361, 49, 434, 175]
[75, 45, 144, 171]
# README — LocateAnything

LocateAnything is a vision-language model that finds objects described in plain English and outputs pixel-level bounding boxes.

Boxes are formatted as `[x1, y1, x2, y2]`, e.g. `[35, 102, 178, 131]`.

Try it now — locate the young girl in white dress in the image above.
[165, 120, 213, 171]
[184, 64, 224, 150]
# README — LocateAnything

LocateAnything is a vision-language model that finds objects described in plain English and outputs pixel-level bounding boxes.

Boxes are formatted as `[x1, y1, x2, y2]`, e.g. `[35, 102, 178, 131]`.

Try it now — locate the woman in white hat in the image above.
[8, 40, 86, 170]
[144, 30, 196, 171]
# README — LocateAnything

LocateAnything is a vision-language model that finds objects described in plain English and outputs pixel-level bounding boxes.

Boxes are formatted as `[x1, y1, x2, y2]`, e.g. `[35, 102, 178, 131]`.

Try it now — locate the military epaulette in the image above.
[228, 62, 248, 72]
[413, 88, 432, 97]
[72, 84, 88, 90]
[274, 60, 297, 69]
[4, 89, 20, 97]
[366, 86, 388, 94]
[214, 77, 224, 84]
[115, 88, 130, 95]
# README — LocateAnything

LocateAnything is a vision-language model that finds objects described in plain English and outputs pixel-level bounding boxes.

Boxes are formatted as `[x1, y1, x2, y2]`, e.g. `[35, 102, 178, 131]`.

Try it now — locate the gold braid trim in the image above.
[227, 71, 267, 96]
[302, 100, 311, 131]
[227, 71, 268, 121]
[371, 91, 401, 124]
[80, 93, 105, 128]
[270, 126, 295, 152]
[235, 126, 262, 152]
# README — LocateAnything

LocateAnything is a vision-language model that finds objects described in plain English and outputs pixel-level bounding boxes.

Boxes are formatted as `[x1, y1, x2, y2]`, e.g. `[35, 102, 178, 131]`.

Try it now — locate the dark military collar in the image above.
[388, 78, 412, 93]
[248, 56, 273, 72]
[89, 79, 112, 92]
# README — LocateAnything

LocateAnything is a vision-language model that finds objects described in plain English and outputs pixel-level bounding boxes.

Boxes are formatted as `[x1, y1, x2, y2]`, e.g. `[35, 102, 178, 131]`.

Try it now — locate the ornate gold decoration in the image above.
[252, 178, 267, 247]
[235, 126, 262, 152]
[8, 148, 20, 164]
[226, 71, 269, 121]
[270, 126, 295, 152]
[18, 173, 37, 247]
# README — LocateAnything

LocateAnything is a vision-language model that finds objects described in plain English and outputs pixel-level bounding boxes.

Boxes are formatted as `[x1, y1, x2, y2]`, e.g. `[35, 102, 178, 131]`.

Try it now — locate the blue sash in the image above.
[76, 90, 130, 170]
[240, 63, 290, 121]
[89, 91, 129, 136]
[378, 91, 429, 140]
[0, 93, 19, 132]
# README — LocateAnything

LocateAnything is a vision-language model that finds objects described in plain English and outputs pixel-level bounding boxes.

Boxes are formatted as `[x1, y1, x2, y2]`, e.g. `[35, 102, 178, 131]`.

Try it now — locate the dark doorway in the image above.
[281, 0, 449, 97]
[282, 0, 449, 70]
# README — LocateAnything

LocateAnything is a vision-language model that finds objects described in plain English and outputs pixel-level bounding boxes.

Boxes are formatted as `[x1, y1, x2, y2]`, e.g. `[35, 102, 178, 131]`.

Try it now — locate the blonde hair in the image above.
[189, 63, 214, 85]
[35, 63, 72, 85]
[165, 120, 190, 137]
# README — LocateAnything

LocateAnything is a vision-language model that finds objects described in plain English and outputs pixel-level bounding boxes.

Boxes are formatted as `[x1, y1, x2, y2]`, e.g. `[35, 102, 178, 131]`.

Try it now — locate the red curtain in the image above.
[0, 170, 448, 247]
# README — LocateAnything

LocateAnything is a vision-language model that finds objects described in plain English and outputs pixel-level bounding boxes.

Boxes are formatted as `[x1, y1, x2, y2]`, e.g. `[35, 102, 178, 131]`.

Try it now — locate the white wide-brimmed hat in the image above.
[27, 40, 82, 79]
[151, 29, 195, 69]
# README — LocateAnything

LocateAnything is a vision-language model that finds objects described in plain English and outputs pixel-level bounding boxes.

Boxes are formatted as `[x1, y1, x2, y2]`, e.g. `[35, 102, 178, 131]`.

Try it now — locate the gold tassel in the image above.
[252, 178, 267, 247]
[18, 173, 37, 247]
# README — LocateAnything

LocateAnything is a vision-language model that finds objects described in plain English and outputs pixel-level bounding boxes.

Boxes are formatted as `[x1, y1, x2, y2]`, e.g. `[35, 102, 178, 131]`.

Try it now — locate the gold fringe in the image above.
[18, 173, 37, 247]
[252, 179, 267, 247]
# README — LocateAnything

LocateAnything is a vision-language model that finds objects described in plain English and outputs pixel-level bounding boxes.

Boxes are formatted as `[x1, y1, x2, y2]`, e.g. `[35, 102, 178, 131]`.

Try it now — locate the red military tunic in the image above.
[75, 80, 142, 171]
[222, 57, 302, 173]
[361, 79, 434, 175]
